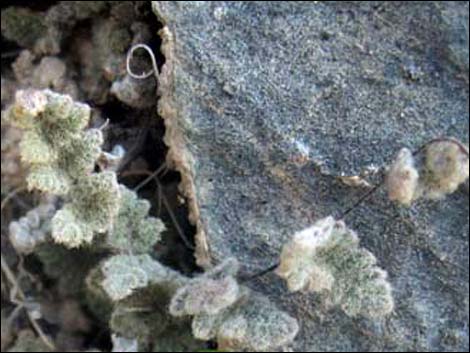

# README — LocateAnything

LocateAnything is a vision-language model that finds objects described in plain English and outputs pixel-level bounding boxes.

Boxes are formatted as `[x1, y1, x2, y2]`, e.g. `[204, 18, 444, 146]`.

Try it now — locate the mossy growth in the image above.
[5, 89, 100, 195]
[169, 259, 300, 352]
[277, 217, 394, 319]
[5, 89, 166, 250]
[110, 301, 205, 352]
[209, 293, 299, 352]
[101, 254, 162, 302]
[170, 258, 241, 318]
[170, 276, 240, 317]
[100, 254, 188, 302]
[96, 254, 204, 351]
[51, 172, 121, 248]
[107, 186, 165, 254]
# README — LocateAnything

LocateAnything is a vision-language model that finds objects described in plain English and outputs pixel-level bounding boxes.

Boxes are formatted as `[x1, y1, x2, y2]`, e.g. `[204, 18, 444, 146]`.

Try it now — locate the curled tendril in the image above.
[126, 43, 159, 80]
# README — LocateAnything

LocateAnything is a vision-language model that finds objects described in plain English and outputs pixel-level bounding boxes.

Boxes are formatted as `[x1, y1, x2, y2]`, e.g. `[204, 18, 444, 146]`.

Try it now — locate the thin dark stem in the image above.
[338, 183, 383, 219]
[240, 261, 280, 283]
[158, 184, 195, 251]
[133, 162, 167, 192]
[1, 255, 56, 350]
[116, 129, 149, 174]
[127, 166, 195, 251]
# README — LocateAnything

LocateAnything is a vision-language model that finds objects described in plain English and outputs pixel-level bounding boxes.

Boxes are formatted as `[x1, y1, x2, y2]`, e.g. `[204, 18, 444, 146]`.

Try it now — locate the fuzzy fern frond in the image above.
[51, 172, 121, 247]
[169, 259, 299, 352]
[385, 148, 420, 206]
[277, 217, 394, 319]
[100, 254, 187, 302]
[424, 140, 469, 199]
[386, 139, 469, 205]
[5, 89, 99, 194]
[108, 186, 165, 254]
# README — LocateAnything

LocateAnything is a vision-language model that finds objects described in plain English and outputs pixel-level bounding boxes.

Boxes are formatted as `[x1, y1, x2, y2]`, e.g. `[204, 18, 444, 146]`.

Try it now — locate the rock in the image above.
[153, 1, 468, 351]
[439, 1, 469, 74]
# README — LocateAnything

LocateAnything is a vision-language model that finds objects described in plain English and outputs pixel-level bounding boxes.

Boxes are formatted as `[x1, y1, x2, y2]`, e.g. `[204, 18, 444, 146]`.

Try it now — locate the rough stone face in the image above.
[153, 1, 469, 351]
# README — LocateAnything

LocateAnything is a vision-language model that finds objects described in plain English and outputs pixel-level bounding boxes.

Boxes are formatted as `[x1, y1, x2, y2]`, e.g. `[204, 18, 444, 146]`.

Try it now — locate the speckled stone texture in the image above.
[153, 1, 469, 351]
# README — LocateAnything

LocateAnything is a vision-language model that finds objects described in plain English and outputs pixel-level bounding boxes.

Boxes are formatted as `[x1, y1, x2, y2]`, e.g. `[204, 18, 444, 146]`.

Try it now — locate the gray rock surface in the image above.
[153, 1, 469, 351]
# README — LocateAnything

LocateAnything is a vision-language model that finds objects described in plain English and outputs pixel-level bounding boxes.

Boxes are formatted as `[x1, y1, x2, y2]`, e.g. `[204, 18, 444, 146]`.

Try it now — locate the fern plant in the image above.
[5, 89, 164, 250]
